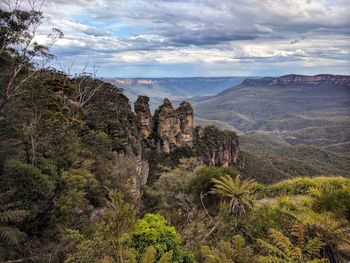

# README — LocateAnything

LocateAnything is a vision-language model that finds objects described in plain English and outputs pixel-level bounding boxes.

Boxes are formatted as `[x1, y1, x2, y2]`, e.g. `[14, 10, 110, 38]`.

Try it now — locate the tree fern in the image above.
[210, 175, 258, 216]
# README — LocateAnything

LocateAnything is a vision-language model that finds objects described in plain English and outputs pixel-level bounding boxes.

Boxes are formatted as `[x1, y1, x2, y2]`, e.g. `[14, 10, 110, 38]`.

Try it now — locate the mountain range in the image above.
[191, 74, 350, 181]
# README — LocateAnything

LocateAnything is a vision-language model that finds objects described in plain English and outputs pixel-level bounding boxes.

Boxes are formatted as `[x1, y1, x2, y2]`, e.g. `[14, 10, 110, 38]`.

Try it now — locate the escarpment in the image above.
[194, 126, 242, 168]
[87, 92, 242, 201]
[85, 86, 149, 201]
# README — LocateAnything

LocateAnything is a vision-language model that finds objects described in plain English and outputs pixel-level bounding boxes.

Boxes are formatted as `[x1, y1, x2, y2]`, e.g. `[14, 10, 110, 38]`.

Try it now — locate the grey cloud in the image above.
[44, 0, 350, 47]
[83, 27, 111, 37]
[41, 0, 350, 76]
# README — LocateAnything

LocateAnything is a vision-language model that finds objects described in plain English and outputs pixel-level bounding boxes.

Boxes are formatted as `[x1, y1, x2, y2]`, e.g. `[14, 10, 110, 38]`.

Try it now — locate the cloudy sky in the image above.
[34, 0, 350, 77]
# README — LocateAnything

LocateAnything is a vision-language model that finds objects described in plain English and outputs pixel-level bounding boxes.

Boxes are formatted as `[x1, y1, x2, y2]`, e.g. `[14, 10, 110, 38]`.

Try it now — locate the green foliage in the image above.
[65, 191, 136, 263]
[141, 246, 157, 263]
[210, 175, 258, 216]
[141, 246, 174, 263]
[257, 227, 328, 263]
[2, 159, 54, 213]
[201, 235, 255, 263]
[314, 187, 350, 220]
[244, 204, 293, 239]
[82, 130, 113, 156]
[0, 190, 29, 261]
[131, 213, 191, 262]
[240, 132, 350, 183]
[188, 166, 239, 205]
[53, 169, 99, 227]
[1, 4, 350, 262]
[262, 176, 350, 197]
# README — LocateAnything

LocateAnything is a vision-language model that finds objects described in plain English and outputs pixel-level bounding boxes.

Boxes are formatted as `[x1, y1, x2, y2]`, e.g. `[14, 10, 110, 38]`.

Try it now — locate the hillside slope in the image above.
[192, 75, 350, 180]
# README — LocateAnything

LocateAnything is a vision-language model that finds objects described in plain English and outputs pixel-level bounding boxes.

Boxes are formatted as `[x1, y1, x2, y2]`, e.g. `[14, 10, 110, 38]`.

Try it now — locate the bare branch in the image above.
[0, 0, 61, 113]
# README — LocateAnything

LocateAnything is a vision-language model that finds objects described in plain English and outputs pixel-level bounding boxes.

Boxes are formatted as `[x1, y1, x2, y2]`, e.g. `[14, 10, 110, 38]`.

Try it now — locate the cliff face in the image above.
[154, 98, 182, 153]
[88, 93, 242, 201]
[194, 126, 242, 168]
[134, 96, 153, 139]
[134, 96, 241, 168]
[135, 97, 194, 154]
[86, 88, 149, 201]
[178, 101, 194, 148]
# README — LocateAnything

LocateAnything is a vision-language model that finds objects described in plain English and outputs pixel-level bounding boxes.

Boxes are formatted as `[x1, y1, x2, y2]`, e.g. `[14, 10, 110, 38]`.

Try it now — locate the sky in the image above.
[26, 0, 350, 77]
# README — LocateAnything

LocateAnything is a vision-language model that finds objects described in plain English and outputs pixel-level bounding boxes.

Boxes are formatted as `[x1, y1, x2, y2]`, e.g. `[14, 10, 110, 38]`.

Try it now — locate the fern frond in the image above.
[0, 226, 26, 245]
[141, 246, 156, 263]
[158, 251, 172, 263]
[0, 209, 28, 223]
[304, 237, 325, 257]
[268, 228, 293, 255]
[291, 222, 305, 246]
[256, 238, 286, 259]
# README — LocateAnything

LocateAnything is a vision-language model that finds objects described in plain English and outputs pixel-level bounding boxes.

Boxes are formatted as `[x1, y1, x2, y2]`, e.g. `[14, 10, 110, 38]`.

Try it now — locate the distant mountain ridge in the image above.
[216, 74, 350, 96]
[105, 76, 258, 109]
[240, 74, 350, 87]
[192, 73, 350, 148]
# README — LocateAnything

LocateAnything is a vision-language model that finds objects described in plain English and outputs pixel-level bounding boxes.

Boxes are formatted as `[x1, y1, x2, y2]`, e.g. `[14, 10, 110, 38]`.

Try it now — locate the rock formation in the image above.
[194, 126, 242, 168]
[153, 98, 182, 153]
[87, 89, 241, 202]
[177, 101, 194, 148]
[134, 96, 241, 168]
[134, 96, 153, 139]
[135, 97, 194, 154]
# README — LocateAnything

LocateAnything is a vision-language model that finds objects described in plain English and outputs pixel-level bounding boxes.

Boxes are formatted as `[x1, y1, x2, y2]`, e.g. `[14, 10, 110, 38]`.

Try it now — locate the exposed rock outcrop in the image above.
[154, 99, 181, 153]
[86, 86, 150, 202]
[177, 101, 194, 148]
[194, 126, 242, 168]
[134, 96, 153, 139]
[135, 98, 194, 154]
[134, 96, 241, 169]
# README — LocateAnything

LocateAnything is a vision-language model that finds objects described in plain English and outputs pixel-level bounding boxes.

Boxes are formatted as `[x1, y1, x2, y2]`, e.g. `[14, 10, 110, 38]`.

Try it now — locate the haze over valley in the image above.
[105, 77, 252, 109]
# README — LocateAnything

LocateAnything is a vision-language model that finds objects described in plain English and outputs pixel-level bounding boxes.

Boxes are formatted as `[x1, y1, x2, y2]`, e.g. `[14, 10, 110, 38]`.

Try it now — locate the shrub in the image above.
[130, 213, 192, 262]
[314, 187, 350, 220]
[3, 159, 54, 213]
[262, 176, 350, 197]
